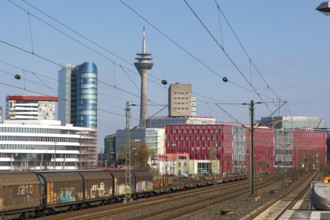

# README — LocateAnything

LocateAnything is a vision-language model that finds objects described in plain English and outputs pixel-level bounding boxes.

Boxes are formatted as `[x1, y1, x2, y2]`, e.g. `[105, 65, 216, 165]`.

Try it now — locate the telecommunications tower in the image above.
[134, 27, 153, 128]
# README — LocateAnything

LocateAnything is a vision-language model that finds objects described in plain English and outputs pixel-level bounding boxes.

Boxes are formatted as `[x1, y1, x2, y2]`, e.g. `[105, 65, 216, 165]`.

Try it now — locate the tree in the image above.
[118, 141, 151, 169]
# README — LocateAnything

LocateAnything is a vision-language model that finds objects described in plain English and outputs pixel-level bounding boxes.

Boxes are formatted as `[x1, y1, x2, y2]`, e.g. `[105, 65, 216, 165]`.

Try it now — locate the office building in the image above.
[0, 120, 97, 170]
[165, 124, 327, 175]
[58, 62, 98, 128]
[168, 83, 196, 117]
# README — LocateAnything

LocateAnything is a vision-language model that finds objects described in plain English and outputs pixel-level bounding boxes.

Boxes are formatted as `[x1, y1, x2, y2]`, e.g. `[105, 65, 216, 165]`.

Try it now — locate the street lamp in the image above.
[316, 2, 330, 15]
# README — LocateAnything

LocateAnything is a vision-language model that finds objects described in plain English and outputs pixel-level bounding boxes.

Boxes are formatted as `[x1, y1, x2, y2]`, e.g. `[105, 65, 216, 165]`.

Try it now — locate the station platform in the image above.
[279, 210, 330, 219]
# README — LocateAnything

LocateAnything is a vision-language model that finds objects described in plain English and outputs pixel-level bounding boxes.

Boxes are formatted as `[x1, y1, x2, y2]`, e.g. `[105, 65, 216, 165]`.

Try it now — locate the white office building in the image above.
[0, 120, 97, 170]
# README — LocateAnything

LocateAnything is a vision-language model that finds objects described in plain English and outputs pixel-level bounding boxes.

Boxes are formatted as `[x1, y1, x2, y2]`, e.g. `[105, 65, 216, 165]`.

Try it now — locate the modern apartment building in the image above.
[168, 83, 196, 117]
[58, 62, 98, 128]
[6, 95, 57, 120]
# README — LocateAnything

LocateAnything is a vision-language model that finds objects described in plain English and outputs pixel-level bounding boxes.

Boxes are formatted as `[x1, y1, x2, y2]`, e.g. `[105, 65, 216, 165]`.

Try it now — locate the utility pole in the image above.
[249, 100, 255, 195]
[242, 100, 262, 195]
[124, 101, 132, 203]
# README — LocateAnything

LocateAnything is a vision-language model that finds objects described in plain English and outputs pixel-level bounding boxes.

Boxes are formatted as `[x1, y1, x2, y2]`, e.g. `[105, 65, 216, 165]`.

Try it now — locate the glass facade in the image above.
[274, 129, 293, 169]
[58, 62, 98, 128]
[58, 64, 73, 126]
[232, 126, 246, 173]
[146, 116, 216, 128]
[259, 116, 327, 130]
[282, 116, 326, 129]
[74, 62, 98, 128]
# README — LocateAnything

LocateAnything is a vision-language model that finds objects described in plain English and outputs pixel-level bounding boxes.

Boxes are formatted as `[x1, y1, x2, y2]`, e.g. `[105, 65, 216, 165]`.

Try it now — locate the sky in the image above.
[0, 0, 329, 150]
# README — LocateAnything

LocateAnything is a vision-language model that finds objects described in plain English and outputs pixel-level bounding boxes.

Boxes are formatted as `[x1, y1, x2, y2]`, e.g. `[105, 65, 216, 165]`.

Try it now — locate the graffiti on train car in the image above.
[15, 185, 33, 196]
[59, 187, 76, 203]
[118, 183, 132, 194]
[47, 182, 80, 204]
[114, 178, 132, 194]
[88, 182, 112, 199]
[136, 181, 153, 192]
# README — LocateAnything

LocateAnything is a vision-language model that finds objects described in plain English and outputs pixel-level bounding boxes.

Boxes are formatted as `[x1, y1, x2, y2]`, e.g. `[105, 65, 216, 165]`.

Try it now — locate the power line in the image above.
[11, 0, 180, 116]
[0, 39, 64, 67]
[213, 0, 283, 102]
[11, 0, 280, 114]
[2, 1, 288, 127]
[119, 0, 262, 96]
[16, 0, 167, 88]
[184, 0, 273, 113]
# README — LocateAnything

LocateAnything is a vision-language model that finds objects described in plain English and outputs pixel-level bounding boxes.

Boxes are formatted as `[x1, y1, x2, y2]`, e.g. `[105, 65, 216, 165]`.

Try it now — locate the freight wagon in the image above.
[0, 172, 41, 219]
[0, 170, 246, 219]
[0, 169, 153, 219]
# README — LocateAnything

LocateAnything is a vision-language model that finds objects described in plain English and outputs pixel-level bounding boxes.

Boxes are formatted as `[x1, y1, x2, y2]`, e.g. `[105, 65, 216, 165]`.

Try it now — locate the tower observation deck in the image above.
[134, 27, 153, 128]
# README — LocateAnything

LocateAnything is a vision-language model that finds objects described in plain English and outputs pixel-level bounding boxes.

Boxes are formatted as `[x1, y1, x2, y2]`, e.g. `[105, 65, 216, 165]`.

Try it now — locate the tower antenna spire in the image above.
[142, 26, 146, 54]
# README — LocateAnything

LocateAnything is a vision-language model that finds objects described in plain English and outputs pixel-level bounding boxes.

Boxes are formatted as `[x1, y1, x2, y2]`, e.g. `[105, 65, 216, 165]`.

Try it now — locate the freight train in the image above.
[0, 169, 247, 219]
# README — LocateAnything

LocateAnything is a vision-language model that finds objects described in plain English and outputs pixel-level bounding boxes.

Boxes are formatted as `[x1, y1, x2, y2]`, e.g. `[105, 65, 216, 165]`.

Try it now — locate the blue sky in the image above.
[0, 1, 329, 149]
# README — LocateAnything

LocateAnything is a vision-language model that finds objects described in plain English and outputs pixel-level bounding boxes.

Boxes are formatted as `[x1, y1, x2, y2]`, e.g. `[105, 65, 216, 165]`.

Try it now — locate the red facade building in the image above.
[246, 127, 275, 174]
[292, 129, 327, 171]
[165, 124, 327, 175]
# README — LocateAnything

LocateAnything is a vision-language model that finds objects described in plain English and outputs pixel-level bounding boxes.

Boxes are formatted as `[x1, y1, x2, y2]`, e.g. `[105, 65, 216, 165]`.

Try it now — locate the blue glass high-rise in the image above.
[58, 61, 98, 128]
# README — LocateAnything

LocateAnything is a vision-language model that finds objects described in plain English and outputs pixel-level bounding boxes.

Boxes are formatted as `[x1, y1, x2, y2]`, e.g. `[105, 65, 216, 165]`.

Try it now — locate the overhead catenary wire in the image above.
[2, 1, 291, 126]
[119, 0, 263, 96]
[0, 19, 163, 118]
[7, 0, 179, 120]
[16, 0, 167, 87]
[184, 0, 273, 113]
[214, 0, 224, 49]
[0, 78, 135, 122]
[118, 0, 286, 121]
[0, 60, 144, 122]
[27, 12, 34, 54]
[214, 103, 245, 127]
[0, 39, 64, 67]
[14, 0, 281, 110]
[213, 0, 283, 102]
[0, 58, 166, 119]
[3, 1, 225, 120]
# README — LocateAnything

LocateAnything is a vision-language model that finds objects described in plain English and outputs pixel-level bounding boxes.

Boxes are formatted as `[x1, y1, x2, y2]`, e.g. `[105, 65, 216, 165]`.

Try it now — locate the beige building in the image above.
[168, 84, 196, 117]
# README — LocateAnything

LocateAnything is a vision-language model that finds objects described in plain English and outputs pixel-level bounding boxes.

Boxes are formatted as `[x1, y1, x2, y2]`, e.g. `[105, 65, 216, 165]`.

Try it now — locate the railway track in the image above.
[242, 171, 318, 220]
